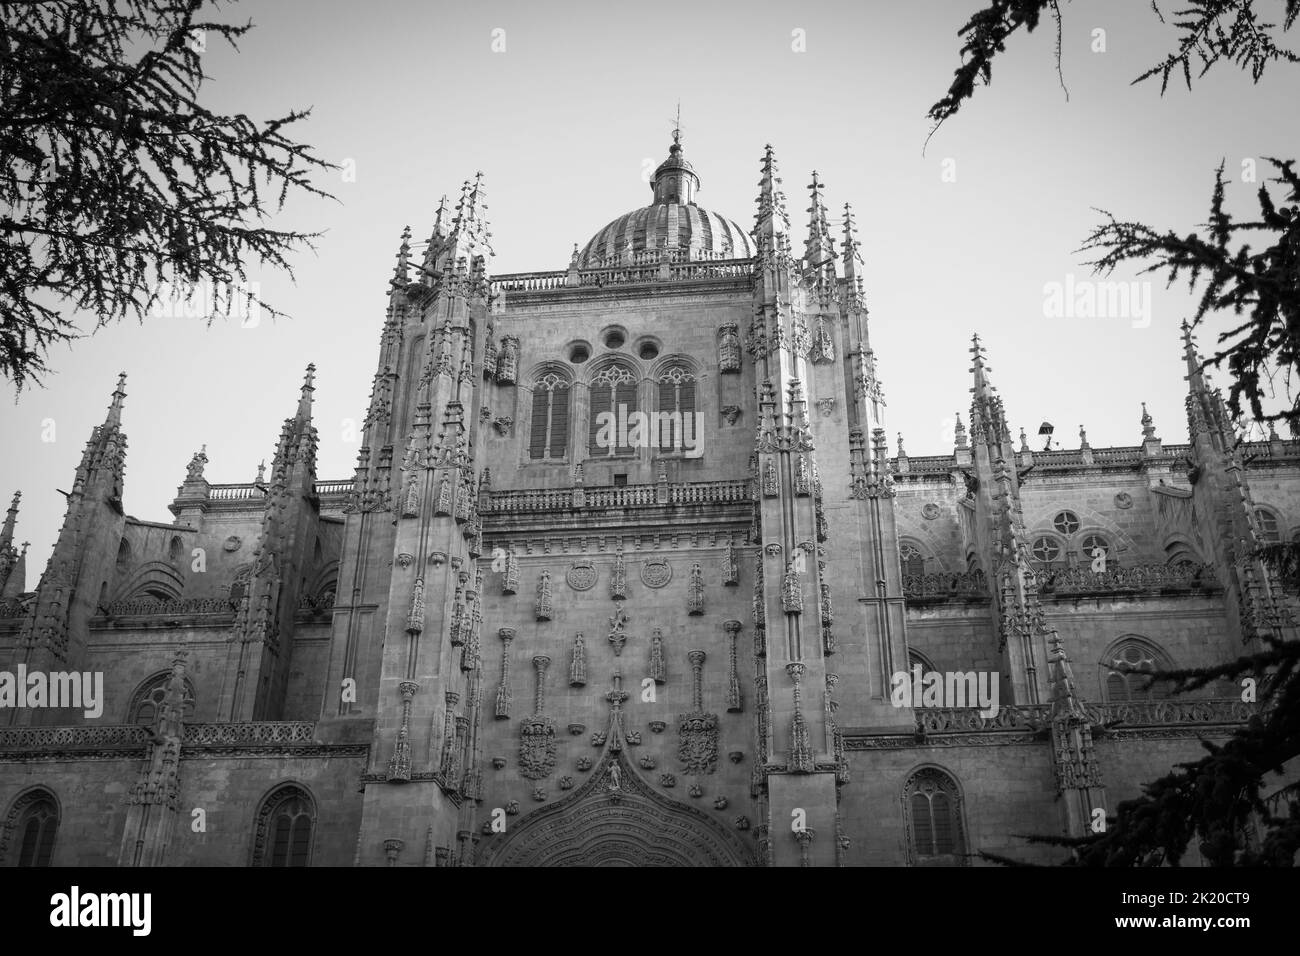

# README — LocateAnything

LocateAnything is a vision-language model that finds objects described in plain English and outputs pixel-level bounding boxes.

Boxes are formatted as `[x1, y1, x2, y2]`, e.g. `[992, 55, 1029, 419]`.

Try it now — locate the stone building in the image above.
[2, 135, 1296, 867]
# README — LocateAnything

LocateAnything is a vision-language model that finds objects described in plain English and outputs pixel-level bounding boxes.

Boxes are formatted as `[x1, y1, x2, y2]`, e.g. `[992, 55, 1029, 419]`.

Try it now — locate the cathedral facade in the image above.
[2, 137, 1297, 867]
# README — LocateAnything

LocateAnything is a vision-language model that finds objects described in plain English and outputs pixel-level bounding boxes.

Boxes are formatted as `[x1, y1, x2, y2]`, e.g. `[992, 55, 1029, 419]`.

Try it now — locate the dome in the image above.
[575, 137, 755, 268]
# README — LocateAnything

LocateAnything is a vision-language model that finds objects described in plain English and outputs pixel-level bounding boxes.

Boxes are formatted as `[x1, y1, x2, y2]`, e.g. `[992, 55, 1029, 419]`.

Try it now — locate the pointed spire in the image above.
[392, 225, 412, 288]
[105, 372, 127, 428]
[969, 334, 994, 399]
[1, 491, 19, 550]
[803, 171, 837, 283]
[753, 145, 790, 256]
[297, 364, 316, 423]
[954, 412, 968, 450]
[2, 541, 27, 599]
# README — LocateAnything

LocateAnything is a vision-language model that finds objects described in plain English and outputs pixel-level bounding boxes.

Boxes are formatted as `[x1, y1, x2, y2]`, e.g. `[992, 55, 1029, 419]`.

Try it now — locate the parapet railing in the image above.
[484, 478, 751, 514]
[913, 697, 1255, 735]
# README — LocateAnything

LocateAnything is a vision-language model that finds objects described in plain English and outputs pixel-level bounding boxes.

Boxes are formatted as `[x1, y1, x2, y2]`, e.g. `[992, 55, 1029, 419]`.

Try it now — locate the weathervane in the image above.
[671, 102, 682, 146]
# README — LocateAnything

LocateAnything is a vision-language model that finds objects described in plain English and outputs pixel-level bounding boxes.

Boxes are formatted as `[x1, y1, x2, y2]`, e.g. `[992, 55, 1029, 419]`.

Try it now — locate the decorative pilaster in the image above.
[502, 549, 519, 594]
[610, 549, 627, 600]
[723, 539, 739, 586]
[386, 680, 418, 782]
[687, 562, 704, 615]
[535, 569, 552, 621]
[494, 628, 515, 719]
[518, 656, 555, 780]
[677, 650, 718, 776]
[787, 661, 814, 773]
[724, 620, 743, 713]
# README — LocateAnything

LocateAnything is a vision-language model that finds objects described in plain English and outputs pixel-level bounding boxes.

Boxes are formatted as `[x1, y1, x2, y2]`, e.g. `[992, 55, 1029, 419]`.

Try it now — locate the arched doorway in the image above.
[479, 748, 755, 867]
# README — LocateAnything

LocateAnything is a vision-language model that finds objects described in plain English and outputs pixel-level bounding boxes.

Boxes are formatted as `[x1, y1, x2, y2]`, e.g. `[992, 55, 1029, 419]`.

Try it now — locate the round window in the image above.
[604, 330, 625, 349]
[569, 344, 590, 364]
[1052, 511, 1080, 535]
[1031, 537, 1061, 562]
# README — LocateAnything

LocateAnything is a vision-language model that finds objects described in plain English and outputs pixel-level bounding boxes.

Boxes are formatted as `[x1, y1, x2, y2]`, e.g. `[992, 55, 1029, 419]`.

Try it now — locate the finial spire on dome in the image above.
[651, 120, 699, 205]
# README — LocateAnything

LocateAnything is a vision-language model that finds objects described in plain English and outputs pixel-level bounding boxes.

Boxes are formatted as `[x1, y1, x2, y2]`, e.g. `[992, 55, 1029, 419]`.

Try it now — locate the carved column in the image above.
[386, 679, 418, 782]
[725, 620, 743, 713]
[494, 628, 514, 719]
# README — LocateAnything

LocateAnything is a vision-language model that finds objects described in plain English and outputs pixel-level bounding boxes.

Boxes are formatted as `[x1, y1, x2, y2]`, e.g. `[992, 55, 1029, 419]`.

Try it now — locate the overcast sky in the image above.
[2, 0, 1297, 584]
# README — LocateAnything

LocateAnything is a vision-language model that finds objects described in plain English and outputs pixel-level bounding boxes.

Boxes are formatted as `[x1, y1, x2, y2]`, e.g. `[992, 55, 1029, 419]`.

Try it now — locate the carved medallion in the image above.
[921, 502, 941, 520]
[1115, 492, 1133, 509]
[566, 559, 597, 591]
[518, 716, 556, 780]
[222, 535, 242, 552]
[641, 557, 672, 589]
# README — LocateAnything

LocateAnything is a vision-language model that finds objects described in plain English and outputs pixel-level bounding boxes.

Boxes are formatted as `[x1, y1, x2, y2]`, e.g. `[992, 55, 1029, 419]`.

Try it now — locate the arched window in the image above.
[589, 364, 638, 457]
[252, 784, 316, 867]
[128, 672, 197, 725]
[2, 788, 59, 867]
[655, 364, 697, 453]
[1101, 637, 1171, 702]
[907, 649, 936, 673]
[1254, 508, 1281, 543]
[529, 370, 571, 460]
[902, 767, 967, 866]
[899, 544, 924, 579]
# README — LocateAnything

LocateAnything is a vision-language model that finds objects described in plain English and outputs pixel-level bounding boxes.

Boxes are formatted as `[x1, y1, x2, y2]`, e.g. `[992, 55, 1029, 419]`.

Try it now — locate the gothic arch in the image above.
[1099, 634, 1173, 702]
[479, 748, 755, 867]
[127, 670, 198, 724]
[0, 786, 60, 866]
[901, 764, 969, 866]
[250, 782, 317, 867]
[111, 560, 185, 603]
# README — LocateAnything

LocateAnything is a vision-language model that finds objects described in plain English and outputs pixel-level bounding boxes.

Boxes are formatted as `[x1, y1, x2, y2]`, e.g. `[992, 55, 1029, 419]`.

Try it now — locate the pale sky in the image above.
[2, 0, 1297, 584]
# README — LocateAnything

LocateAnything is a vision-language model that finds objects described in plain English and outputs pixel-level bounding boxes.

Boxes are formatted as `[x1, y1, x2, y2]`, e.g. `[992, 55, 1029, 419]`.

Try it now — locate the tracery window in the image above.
[589, 364, 639, 456]
[655, 364, 697, 452]
[529, 370, 571, 460]
[902, 768, 967, 866]
[1101, 637, 1171, 703]
[3, 789, 58, 867]
[128, 672, 197, 725]
[1081, 533, 1111, 565]
[252, 785, 315, 867]
[899, 544, 924, 578]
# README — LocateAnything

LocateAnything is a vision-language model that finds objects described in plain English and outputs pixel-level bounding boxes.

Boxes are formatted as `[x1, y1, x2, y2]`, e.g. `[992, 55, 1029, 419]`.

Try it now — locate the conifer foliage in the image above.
[0, 0, 335, 389]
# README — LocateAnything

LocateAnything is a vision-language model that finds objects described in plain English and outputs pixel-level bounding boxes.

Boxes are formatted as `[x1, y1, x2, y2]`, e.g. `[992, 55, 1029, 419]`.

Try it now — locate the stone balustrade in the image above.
[485, 479, 751, 514]
[903, 569, 988, 602]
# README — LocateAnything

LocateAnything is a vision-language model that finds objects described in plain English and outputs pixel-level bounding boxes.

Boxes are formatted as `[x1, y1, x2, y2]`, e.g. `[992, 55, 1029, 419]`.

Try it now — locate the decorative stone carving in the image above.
[640, 556, 671, 588]
[625, 731, 641, 745]
[713, 796, 728, 810]
[385, 680, 418, 782]
[502, 550, 519, 594]
[566, 558, 597, 591]
[649, 629, 666, 684]
[532, 787, 546, 802]
[491, 756, 506, 769]
[782, 562, 803, 614]
[734, 816, 751, 830]
[723, 540, 739, 586]
[724, 620, 743, 713]
[492, 416, 513, 436]
[496, 336, 519, 384]
[688, 784, 703, 798]
[639, 755, 656, 770]
[568, 722, 586, 736]
[678, 650, 719, 776]
[1115, 491, 1134, 509]
[518, 656, 555, 780]
[787, 661, 814, 773]
[687, 562, 704, 615]
[505, 800, 520, 815]
[762, 459, 779, 496]
[494, 627, 515, 719]
[816, 398, 835, 418]
[405, 577, 425, 635]
[721, 405, 742, 426]
[718, 323, 742, 372]
[608, 603, 629, 656]
[535, 569, 553, 621]
[577, 756, 593, 771]
[659, 773, 677, 788]
[610, 549, 627, 599]
[396, 552, 414, 570]
[728, 751, 744, 763]
[569, 633, 587, 687]
[223, 535, 242, 552]
[922, 502, 941, 520]
[559, 776, 574, 790]
[795, 455, 812, 496]
[435, 478, 452, 516]
[591, 732, 607, 747]
[648, 720, 666, 734]
[428, 550, 447, 567]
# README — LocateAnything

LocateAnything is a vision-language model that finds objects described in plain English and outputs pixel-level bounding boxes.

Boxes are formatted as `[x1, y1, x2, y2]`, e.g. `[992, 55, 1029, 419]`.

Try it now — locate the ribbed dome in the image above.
[577, 203, 755, 267]
[575, 137, 755, 268]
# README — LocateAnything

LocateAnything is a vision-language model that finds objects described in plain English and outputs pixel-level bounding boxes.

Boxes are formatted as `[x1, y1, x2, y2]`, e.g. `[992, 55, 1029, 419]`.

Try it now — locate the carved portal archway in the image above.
[480, 747, 755, 867]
